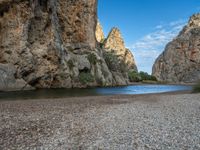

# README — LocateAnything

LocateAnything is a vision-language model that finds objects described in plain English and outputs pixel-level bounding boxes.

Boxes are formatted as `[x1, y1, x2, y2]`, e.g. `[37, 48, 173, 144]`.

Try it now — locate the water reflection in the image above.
[0, 84, 192, 100]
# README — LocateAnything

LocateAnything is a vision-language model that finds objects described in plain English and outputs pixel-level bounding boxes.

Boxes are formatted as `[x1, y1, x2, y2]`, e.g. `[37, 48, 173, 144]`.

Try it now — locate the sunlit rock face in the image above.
[152, 14, 200, 83]
[0, 0, 111, 91]
[0, 0, 139, 91]
[104, 28, 126, 54]
[95, 25, 138, 85]
[104, 28, 138, 72]
[95, 20, 105, 43]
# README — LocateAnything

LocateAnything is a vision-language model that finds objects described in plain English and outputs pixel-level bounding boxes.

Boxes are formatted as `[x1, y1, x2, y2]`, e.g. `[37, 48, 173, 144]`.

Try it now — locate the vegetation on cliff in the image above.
[128, 71, 157, 82]
[0, 0, 139, 91]
[193, 81, 200, 93]
[79, 72, 94, 85]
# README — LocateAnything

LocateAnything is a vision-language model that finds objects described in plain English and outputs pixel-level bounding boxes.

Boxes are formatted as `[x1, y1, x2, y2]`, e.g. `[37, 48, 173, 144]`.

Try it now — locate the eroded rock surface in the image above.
[0, 64, 33, 91]
[152, 14, 200, 83]
[0, 0, 138, 91]
[104, 28, 137, 71]
[0, 0, 108, 90]
[102, 27, 138, 85]
[95, 20, 105, 43]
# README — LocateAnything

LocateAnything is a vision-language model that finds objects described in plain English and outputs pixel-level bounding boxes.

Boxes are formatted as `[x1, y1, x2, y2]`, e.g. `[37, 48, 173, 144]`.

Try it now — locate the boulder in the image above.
[0, 64, 33, 91]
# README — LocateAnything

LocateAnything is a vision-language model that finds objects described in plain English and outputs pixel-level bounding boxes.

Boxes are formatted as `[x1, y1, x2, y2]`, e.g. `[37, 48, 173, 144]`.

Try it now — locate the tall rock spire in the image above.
[104, 27, 138, 71]
[95, 20, 105, 43]
[104, 28, 126, 53]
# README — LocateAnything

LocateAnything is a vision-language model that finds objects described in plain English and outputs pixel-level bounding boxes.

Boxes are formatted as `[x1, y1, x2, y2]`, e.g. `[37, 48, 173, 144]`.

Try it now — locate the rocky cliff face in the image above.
[95, 20, 105, 43]
[0, 0, 138, 91]
[152, 14, 200, 83]
[104, 28, 138, 72]
[0, 0, 111, 91]
[98, 27, 138, 85]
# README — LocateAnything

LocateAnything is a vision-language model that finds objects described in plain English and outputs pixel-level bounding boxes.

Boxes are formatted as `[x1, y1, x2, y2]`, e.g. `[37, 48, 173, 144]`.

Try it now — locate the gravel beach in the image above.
[0, 93, 200, 149]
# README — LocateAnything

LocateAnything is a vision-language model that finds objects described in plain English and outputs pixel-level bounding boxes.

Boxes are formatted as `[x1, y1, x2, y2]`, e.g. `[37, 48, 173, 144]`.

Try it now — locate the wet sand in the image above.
[0, 92, 200, 149]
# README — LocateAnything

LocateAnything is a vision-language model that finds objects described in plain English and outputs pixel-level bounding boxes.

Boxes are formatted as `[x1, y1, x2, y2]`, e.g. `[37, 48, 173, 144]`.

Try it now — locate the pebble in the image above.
[0, 93, 200, 149]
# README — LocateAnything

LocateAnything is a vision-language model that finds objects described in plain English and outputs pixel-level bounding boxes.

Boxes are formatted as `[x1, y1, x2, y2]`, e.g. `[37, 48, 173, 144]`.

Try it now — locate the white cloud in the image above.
[155, 25, 163, 29]
[169, 19, 186, 27]
[130, 19, 187, 74]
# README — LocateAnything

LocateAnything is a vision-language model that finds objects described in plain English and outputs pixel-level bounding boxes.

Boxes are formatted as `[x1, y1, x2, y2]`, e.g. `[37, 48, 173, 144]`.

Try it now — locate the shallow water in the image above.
[0, 84, 192, 100]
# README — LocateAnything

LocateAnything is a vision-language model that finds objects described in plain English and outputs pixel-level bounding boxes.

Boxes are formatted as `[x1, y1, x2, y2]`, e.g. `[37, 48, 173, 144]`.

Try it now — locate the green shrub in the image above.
[193, 81, 200, 93]
[128, 71, 157, 82]
[79, 72, 94, 84]
[100, 38, 105, 43]
[87, 53, 97, 65]
[103, 52, 119, 71]
[149, 75, 157, 81]
[139, 71, 157, 81]
[142, 80, 158, 84]
[120, 61, 128, 74]
[99, 39, 105, 48]
[100, 43, 104, 49]
[128, 71, 142, 82]
[67, 60, 74, 70]
[139, 71, 149, 80]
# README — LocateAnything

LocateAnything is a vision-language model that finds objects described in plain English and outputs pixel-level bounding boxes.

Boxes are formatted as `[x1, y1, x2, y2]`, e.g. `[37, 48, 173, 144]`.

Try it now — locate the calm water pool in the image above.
[0, 84, 192, 100]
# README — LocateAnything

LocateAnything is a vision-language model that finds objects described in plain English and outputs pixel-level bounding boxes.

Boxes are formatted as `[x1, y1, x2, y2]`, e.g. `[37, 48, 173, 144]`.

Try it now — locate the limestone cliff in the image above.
[152, 14, 200, 83]
[104, 28, 138, 71]
[0, 0, 138, 91]
[95, 20, 105, 43]
[99, 27, 138, 85]
[0, 0, 111, 91]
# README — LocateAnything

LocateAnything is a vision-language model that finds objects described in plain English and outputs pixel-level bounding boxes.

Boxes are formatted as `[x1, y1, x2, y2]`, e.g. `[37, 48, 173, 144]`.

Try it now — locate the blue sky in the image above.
[98, 0, 200, 73]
